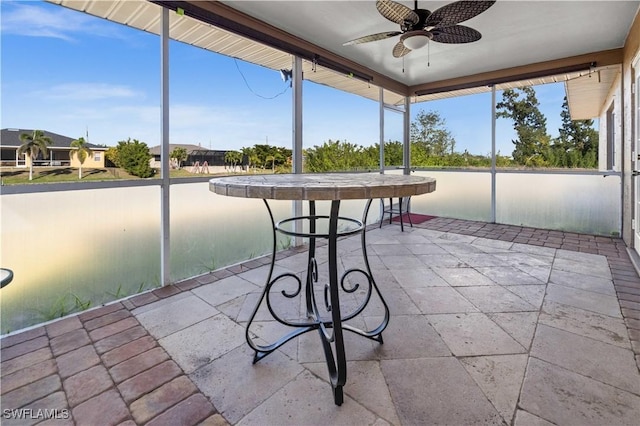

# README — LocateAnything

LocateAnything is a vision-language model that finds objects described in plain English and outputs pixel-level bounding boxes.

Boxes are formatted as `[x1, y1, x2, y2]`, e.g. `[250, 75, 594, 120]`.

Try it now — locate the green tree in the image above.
[250, 144, 291, 170]
[264, 154, 276, 171]
[18, 130, 53, 180]
[241, 147, 259, 172]
[170, 147, 188, 169]
[224, 150, 243, 171]
[252, 144, 272, 169]
[359, 141, 405, 168]
[410, 110, 457, 159]
[382, 140, 404, 166]
[70, 137, 94, 179]
[249, 153, 260, 172]
[104, 146, 119, 167]
[496, 87, 550, 166]
[265, 152, 285, 171]
[116, 138, 154, 178]
[550, 96, 599, 168]
[304, 139, 377, 172]
[274, 147, 292, 172]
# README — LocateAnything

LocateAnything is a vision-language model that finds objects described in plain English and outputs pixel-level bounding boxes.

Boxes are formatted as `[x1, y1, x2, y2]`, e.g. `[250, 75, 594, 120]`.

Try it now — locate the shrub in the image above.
[116, 139, 154, 178]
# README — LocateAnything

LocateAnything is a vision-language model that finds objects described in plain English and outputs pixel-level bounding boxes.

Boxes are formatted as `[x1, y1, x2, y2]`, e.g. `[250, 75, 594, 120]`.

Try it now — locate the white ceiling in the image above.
[221, 0, 639, 87]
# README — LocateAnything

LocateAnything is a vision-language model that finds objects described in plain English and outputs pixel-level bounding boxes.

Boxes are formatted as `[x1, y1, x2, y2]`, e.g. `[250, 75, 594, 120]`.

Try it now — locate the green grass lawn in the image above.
[0, 167, 126, 185]
[0, 167, 248, 185]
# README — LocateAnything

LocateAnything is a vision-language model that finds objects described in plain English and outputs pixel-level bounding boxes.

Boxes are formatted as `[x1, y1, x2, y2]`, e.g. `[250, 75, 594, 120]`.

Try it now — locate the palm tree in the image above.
[265, 153, 282, 172]
[18, 130, 53, 181]
[224, 150, 242, 172]
[170, 147, 188, 169]
[249, 154, 260, 173]
[70, 137, 94, 179]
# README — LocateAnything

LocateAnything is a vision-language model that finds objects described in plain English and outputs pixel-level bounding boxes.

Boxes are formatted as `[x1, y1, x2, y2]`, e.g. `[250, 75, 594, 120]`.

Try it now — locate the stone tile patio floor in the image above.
[2, 217, 640, 425]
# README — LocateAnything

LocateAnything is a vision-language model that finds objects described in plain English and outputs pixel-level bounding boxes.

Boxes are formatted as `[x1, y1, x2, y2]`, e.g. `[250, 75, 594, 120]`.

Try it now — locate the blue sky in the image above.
[2, 0, 569, 156]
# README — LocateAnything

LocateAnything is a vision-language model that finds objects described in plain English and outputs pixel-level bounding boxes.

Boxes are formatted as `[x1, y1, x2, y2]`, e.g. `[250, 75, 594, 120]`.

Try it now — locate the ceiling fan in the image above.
[343, 0, 496, 58]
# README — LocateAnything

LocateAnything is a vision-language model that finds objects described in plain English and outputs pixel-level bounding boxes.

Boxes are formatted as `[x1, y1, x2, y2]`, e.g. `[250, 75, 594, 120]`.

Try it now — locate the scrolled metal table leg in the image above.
[316, 200, 347, 405]
[305, 201, 317, 318]
[347, 198, 390, 340]
[245, 200, 315, 363]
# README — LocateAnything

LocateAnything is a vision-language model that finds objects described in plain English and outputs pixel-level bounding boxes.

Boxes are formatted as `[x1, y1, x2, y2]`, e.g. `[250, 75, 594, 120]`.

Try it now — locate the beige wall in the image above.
[620, 9, 640, 246]
[595, 7, 639, 245]
[70, 150, 105, 168]
[14, 149, 106, 168]
[598, 73, 623, 172]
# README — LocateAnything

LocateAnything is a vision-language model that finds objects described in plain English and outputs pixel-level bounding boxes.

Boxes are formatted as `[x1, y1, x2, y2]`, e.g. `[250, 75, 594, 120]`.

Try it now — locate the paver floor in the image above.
[2, 217, 640, 425]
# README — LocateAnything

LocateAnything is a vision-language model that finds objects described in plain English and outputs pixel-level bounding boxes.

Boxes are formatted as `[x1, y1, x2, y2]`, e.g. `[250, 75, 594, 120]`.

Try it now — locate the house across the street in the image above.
[148, 144, 245, 173]
[0, 128, 107, 168]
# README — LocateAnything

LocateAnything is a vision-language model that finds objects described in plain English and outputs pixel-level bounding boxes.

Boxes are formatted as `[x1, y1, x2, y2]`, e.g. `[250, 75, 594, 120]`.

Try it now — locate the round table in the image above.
[210, 173, 436, 405]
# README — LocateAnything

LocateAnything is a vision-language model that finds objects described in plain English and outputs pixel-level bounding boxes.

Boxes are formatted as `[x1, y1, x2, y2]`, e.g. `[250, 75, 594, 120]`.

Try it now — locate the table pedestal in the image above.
[245, 199, 390, 405]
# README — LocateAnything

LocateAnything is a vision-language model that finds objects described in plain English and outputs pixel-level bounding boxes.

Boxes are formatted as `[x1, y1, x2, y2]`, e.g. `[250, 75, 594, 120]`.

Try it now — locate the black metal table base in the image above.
[379, 197, 413, 232]
[245, 199, 390, 405]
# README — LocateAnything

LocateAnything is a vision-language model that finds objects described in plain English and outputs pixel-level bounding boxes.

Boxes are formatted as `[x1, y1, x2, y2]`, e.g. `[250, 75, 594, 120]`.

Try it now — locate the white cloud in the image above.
[39, 83, 142, 101]
[1, 1, 127, 42]
[4, 89, 293, 150]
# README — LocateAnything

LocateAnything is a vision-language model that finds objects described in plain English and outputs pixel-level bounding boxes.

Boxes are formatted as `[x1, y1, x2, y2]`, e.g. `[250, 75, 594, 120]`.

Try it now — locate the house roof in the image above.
[0, 128, 107, 150]
[148, 144, 228, 156]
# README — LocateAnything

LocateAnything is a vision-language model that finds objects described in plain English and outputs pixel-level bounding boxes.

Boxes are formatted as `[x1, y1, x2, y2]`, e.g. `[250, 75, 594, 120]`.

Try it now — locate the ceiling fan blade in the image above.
[431, 25, 482, 44]
[392, 41, 411, 58]
[426, 0, 496, 29]
[343, 31, 402, 46]
[376, 0, 419, 25]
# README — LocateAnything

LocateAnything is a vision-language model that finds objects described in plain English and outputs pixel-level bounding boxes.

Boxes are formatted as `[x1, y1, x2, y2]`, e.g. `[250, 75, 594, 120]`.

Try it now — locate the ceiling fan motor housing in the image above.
[414, 8, 431, 29]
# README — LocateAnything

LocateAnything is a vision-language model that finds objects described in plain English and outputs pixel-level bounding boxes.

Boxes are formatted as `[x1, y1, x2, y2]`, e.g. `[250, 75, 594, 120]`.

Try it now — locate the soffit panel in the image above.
[566, 66, 621, 120]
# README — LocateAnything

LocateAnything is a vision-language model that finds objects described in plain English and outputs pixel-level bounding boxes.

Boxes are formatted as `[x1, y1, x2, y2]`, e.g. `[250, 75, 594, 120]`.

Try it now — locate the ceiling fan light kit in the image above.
[402, 31, 432, 50]
[344, 0, 496, 58]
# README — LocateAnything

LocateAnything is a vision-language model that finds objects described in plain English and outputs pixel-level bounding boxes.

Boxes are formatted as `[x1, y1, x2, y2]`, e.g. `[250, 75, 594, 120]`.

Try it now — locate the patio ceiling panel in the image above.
[79, 0, 117, 18]
[105, 0, 153, 26]
[383, 88, 406, 108]
[169, 16, 208, 41]
[48, 0, 638, 115]
[180, 24, 217, 46]
[566, 66, 621, 120]
[129, 12, 160, 33]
